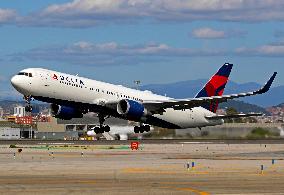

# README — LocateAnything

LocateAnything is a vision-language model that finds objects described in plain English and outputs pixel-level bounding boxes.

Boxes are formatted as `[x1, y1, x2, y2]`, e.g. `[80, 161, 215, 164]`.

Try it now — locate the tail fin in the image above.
[195, 63, 233, 113]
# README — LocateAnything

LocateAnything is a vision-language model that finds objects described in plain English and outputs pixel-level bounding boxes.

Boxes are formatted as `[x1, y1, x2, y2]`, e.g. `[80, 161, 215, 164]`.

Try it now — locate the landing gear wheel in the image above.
[144, 125, 150, 132]
[97, 113, 111, 133]
[25, 105, 33, 112]
[94, 126, 101, 134]
[134, 126, 139, 133]
[23, 95, 33, 113]
[104, 125, 110, 132]
[134, 125, 151, 133]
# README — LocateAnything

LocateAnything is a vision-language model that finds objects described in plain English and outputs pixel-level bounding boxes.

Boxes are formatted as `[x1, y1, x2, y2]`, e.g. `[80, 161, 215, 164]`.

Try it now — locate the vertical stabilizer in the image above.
[195, 63, 233, 113]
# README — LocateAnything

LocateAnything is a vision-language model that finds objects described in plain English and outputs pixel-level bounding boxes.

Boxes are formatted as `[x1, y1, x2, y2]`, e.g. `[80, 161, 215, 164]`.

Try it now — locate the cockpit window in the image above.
[18, 72, 33, 77]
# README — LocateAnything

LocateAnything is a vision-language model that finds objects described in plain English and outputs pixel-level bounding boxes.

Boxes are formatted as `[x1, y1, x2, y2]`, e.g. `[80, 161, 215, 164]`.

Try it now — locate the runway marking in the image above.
[123, 166, 284, 175]
[161, 186, 210, 195]
[180, 142, 221, 144]
[0, 178, 96, 185]
[122, 168, 209, 175]
[159, 181, 202, 185]
[176, 187, 210, 195]
[38, 142, 75, 145]
[78, 181, 96, 185]
[187, 171, 209, 175]
[157, 165, 180, 169]
[123, 168, 180, 174]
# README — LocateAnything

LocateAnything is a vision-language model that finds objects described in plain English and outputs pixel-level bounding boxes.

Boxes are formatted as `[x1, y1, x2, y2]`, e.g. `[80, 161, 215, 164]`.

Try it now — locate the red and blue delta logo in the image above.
[52, 73, 85, 85]
[52, 74, 58, 80]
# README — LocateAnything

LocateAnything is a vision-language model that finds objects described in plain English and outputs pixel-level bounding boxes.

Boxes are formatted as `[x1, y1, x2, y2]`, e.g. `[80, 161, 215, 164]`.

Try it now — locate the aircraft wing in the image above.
[143, 72, 277, 113]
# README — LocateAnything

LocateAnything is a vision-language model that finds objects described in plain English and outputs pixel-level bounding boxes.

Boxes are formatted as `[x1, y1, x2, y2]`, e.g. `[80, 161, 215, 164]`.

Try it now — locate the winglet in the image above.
[257, 72, 277, 94]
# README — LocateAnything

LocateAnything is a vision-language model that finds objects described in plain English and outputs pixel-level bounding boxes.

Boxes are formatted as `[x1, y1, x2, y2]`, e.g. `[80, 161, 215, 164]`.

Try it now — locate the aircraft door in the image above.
[189, 109, 195, 123]
[40, 72, 56, 95]
[116, 92, 121, 100]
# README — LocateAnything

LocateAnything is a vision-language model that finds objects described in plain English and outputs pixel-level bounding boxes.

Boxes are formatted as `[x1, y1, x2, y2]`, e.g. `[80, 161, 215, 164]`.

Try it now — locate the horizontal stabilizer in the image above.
[205, 113, 263, 120]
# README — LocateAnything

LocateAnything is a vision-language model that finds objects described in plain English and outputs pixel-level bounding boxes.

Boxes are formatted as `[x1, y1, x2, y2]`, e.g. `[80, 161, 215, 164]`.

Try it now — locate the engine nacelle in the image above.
[117, 134, 128, 140]
[50, 104, 83, 120]
[117, 99, 146, 118]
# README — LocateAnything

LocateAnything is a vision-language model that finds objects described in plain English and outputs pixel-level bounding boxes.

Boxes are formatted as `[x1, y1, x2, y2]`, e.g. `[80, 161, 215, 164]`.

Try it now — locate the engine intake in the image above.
[51, 104, 83, 120]
[117, 99, 146, 118]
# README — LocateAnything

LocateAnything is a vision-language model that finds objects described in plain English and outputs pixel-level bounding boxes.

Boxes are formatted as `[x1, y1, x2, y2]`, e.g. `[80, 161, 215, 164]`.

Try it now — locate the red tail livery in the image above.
[195, 63, 233, 113]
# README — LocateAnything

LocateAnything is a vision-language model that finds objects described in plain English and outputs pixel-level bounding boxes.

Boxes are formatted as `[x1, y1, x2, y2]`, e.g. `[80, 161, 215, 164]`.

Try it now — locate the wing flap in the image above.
[205, 113, 263, 120]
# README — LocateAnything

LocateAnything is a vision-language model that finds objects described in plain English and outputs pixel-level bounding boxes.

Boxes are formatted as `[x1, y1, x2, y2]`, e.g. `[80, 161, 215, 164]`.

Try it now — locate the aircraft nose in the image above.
[11, 76, 17, 87]
[11, 74, 30, 94]
[11, 75, 19, 88]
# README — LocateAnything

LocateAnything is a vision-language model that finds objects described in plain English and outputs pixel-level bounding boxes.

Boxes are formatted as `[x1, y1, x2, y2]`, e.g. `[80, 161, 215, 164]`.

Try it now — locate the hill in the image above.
[219, 100, 270, 115]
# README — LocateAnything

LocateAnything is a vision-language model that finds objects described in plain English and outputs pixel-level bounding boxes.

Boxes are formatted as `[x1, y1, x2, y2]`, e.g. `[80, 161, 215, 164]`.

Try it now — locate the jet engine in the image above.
[117, 99, 147, 118]
[50, 103, 83, 120]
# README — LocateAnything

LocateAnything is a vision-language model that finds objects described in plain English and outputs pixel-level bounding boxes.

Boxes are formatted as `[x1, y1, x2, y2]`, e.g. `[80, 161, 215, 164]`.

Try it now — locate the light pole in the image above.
[134, 80, 141, 90]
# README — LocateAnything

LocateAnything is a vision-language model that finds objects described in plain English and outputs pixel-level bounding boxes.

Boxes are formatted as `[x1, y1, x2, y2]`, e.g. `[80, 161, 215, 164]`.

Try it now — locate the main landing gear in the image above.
[93, 113, 110, 134]
[24, 95, 33, 112]
[134, 124, 150, 133]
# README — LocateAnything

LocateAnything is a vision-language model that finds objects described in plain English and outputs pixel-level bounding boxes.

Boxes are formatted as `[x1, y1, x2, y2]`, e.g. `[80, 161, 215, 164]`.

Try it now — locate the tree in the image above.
[225, 107, 242, 123]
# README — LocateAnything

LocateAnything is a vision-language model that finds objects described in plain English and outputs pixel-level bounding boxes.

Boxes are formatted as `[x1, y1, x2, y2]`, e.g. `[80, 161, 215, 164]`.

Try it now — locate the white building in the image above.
[14, 106, 26, 117]
[0, 127, 20, 139]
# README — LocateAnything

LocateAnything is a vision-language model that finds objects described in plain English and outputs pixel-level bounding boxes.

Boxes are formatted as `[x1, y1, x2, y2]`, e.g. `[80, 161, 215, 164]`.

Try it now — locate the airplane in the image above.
[10, 63, 277, 134]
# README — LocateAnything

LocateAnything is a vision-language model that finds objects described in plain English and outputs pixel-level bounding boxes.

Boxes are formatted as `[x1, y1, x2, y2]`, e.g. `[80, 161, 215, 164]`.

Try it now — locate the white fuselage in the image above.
[11, 68, 223, 129]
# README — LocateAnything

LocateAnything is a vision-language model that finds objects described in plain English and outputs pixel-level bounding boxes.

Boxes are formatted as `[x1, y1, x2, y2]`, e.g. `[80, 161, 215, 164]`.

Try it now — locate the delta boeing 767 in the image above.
[10, 63, 277, 134]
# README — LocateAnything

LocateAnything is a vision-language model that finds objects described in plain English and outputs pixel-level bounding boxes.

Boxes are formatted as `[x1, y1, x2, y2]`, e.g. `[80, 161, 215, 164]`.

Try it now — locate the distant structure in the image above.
[0, 107, 3, 118]
[280, 127, 284, 137]
[14, 106, 26, 117]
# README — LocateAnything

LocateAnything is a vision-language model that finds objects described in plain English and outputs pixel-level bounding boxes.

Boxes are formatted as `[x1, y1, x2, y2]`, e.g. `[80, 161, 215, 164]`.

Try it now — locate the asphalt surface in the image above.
[1, 141, 284, 194]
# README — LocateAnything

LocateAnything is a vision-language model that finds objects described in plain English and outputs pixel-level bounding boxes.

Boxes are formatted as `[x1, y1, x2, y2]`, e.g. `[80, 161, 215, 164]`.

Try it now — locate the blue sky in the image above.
[1, 0, 284, 98]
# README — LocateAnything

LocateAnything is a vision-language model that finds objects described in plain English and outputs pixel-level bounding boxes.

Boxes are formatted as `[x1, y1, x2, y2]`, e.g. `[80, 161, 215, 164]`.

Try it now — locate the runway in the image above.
[0, 140, 284, 194]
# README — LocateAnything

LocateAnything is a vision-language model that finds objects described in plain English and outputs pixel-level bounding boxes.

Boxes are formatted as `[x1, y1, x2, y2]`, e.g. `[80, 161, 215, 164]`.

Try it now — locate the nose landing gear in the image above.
[24, 95, 33, 112]
[25, 105, 33, 113]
